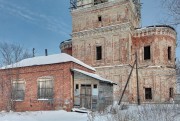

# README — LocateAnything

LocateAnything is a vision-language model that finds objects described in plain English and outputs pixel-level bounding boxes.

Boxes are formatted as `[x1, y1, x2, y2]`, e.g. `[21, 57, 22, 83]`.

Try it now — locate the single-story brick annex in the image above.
[0, 53, 115, 112]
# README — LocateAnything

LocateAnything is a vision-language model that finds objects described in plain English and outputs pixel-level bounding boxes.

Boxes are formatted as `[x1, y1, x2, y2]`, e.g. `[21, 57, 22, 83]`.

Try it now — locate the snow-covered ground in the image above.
[1, 104, 180, 121]
[0, 110, 88, 121]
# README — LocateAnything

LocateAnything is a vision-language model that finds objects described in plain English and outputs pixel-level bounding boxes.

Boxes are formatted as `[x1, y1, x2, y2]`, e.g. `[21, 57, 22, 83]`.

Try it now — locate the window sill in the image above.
[13, 100, 24, 102]
[144, 59, 151, 61]
[145, 99, 153, 101]
[38, 99, 53, 101]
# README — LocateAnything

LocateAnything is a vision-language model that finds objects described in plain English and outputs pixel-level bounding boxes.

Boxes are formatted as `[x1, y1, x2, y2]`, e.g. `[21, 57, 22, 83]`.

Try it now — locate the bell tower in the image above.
[71, 0, 141, 65]
[70, 0, 142, 101]
[60, 0, 177, 104]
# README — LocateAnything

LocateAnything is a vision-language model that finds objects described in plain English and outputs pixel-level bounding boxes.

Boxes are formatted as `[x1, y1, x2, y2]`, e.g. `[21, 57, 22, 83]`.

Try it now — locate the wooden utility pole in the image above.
[118, 60, 136, 105]
[136, 52, 140, 105]
[118, 52, 141, 105]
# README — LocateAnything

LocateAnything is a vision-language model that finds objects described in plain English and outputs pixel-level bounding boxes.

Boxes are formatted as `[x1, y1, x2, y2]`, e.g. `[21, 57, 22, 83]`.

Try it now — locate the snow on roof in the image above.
[135, 25, 176, 31]
[72, 68, 116, 84]
[1, 53, 95, 71]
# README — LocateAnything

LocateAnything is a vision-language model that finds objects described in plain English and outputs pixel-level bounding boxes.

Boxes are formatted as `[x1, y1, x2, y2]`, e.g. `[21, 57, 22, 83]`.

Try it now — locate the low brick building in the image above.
[0, 53, 114, 112]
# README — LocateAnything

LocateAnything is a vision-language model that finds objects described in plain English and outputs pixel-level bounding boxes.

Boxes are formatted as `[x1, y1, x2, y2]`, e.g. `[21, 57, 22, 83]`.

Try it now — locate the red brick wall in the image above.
[132, 30, 176, 67]
[0, 62, 94, 112]
[62, 47, 72, 56]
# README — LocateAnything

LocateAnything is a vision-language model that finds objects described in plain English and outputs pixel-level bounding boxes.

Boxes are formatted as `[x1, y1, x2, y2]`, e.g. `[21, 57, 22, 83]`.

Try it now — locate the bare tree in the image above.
[0, 42, 32, 111]
[0, 42, 32, 66]
[162, 0, 180, 25]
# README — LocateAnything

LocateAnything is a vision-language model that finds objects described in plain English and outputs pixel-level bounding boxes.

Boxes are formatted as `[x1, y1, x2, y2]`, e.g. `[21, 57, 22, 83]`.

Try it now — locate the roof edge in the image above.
[71, 68, 116, 85]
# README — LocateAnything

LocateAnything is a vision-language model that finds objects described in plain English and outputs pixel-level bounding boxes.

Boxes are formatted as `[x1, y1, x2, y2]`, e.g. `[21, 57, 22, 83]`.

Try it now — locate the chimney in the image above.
[33, 48, 35, 57]
[45, 49, 48, 56]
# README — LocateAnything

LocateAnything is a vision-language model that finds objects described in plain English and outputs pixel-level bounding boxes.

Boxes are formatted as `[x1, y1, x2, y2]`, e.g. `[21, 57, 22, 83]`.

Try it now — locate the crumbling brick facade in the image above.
[61, 0, 177, 103]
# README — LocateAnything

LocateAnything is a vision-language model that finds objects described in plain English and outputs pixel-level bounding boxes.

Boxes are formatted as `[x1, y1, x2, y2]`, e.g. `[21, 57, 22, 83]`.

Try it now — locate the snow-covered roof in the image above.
[72, 68, 116, 84]
[1, 53, 95, 71]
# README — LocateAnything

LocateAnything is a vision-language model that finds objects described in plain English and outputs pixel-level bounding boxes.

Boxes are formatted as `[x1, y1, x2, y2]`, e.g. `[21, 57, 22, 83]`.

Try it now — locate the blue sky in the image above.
[0, 0, 179, 58]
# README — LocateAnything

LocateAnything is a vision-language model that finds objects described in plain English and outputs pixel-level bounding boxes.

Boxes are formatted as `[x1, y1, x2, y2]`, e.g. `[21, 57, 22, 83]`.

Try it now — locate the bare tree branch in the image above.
[161, 0, 180, 25]
[0, 42, 32, 66]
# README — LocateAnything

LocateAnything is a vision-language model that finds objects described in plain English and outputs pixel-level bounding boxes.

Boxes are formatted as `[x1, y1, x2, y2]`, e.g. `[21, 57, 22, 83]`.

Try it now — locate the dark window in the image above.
[94, 0, 108, 5]
[12, 81, 25, 100]
[96, 46, 102, 60]
[145, 88, 152, 100]
[98, 16, 102, 22]
[38, 79, 53, 99]
[169, 88, 174, 98]
[94, 84, 97, 88]
[144, 46, 151, 60]
[76, 84, 79, 89]
[168, 47, 171, 60]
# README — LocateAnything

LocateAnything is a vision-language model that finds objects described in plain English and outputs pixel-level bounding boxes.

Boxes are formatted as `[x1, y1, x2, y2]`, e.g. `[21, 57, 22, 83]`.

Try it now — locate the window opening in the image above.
[145, 88, 152, 100]
[144, 46, 151, 60]
[168, 46, 171, 60]
[96, 46, 102, 60]
[94, 84, 97, 88]
[76, 84, 79, 89]
[94, 0, 108, 5]
[169, 88, 174, 98]
[98, 16, 102, 22]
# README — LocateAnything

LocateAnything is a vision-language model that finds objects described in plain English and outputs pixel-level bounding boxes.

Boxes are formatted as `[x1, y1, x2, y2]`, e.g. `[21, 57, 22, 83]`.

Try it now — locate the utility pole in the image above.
[136, 52, 140, 105]
[118, 52, 141, 105]
[118, 60, 136, 105]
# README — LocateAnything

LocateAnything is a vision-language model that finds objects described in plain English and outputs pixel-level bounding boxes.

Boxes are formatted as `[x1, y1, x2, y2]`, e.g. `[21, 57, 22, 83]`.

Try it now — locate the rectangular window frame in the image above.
[38, 78, 54, 100]
[12, 81, 25, 101]
[144, 45, 151, 60]
[145, 88, 152, 100]
[96, 46, 102, 60]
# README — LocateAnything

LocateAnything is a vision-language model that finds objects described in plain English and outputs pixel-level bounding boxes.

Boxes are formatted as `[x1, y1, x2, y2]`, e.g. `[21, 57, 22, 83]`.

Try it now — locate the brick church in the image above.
[61, 0, 177, 103]
[0, 0, 177, 112]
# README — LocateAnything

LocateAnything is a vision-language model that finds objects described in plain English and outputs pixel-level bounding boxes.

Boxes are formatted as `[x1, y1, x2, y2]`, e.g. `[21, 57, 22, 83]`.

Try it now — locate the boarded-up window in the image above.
[168, 46, 171, 60]
[169, 88, 174, 98]
[96, 46, 102, 60]
[94, 0, 108, 5]
[144, 46, 151, 60]
[12, 81, 25, 100]
[145, 88, 152, 100]
[38, 78, 53, 99]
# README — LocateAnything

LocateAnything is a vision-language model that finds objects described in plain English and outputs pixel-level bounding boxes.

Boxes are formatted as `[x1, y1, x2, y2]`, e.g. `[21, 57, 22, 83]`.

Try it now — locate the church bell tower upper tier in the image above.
[70, 0, 141, 32]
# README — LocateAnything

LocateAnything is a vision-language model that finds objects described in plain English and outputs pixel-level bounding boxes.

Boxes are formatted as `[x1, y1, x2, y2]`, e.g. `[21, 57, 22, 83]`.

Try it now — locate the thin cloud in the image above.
[0, 0, 70, 37]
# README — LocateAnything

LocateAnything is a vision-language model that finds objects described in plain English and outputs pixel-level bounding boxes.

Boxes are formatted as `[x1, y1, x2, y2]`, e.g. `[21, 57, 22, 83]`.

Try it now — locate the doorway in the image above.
[80, 84, 92, 109]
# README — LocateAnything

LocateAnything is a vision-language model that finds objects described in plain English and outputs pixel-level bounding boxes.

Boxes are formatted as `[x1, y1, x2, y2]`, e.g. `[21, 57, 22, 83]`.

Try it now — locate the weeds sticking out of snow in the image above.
[87, 104, 180, 121]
